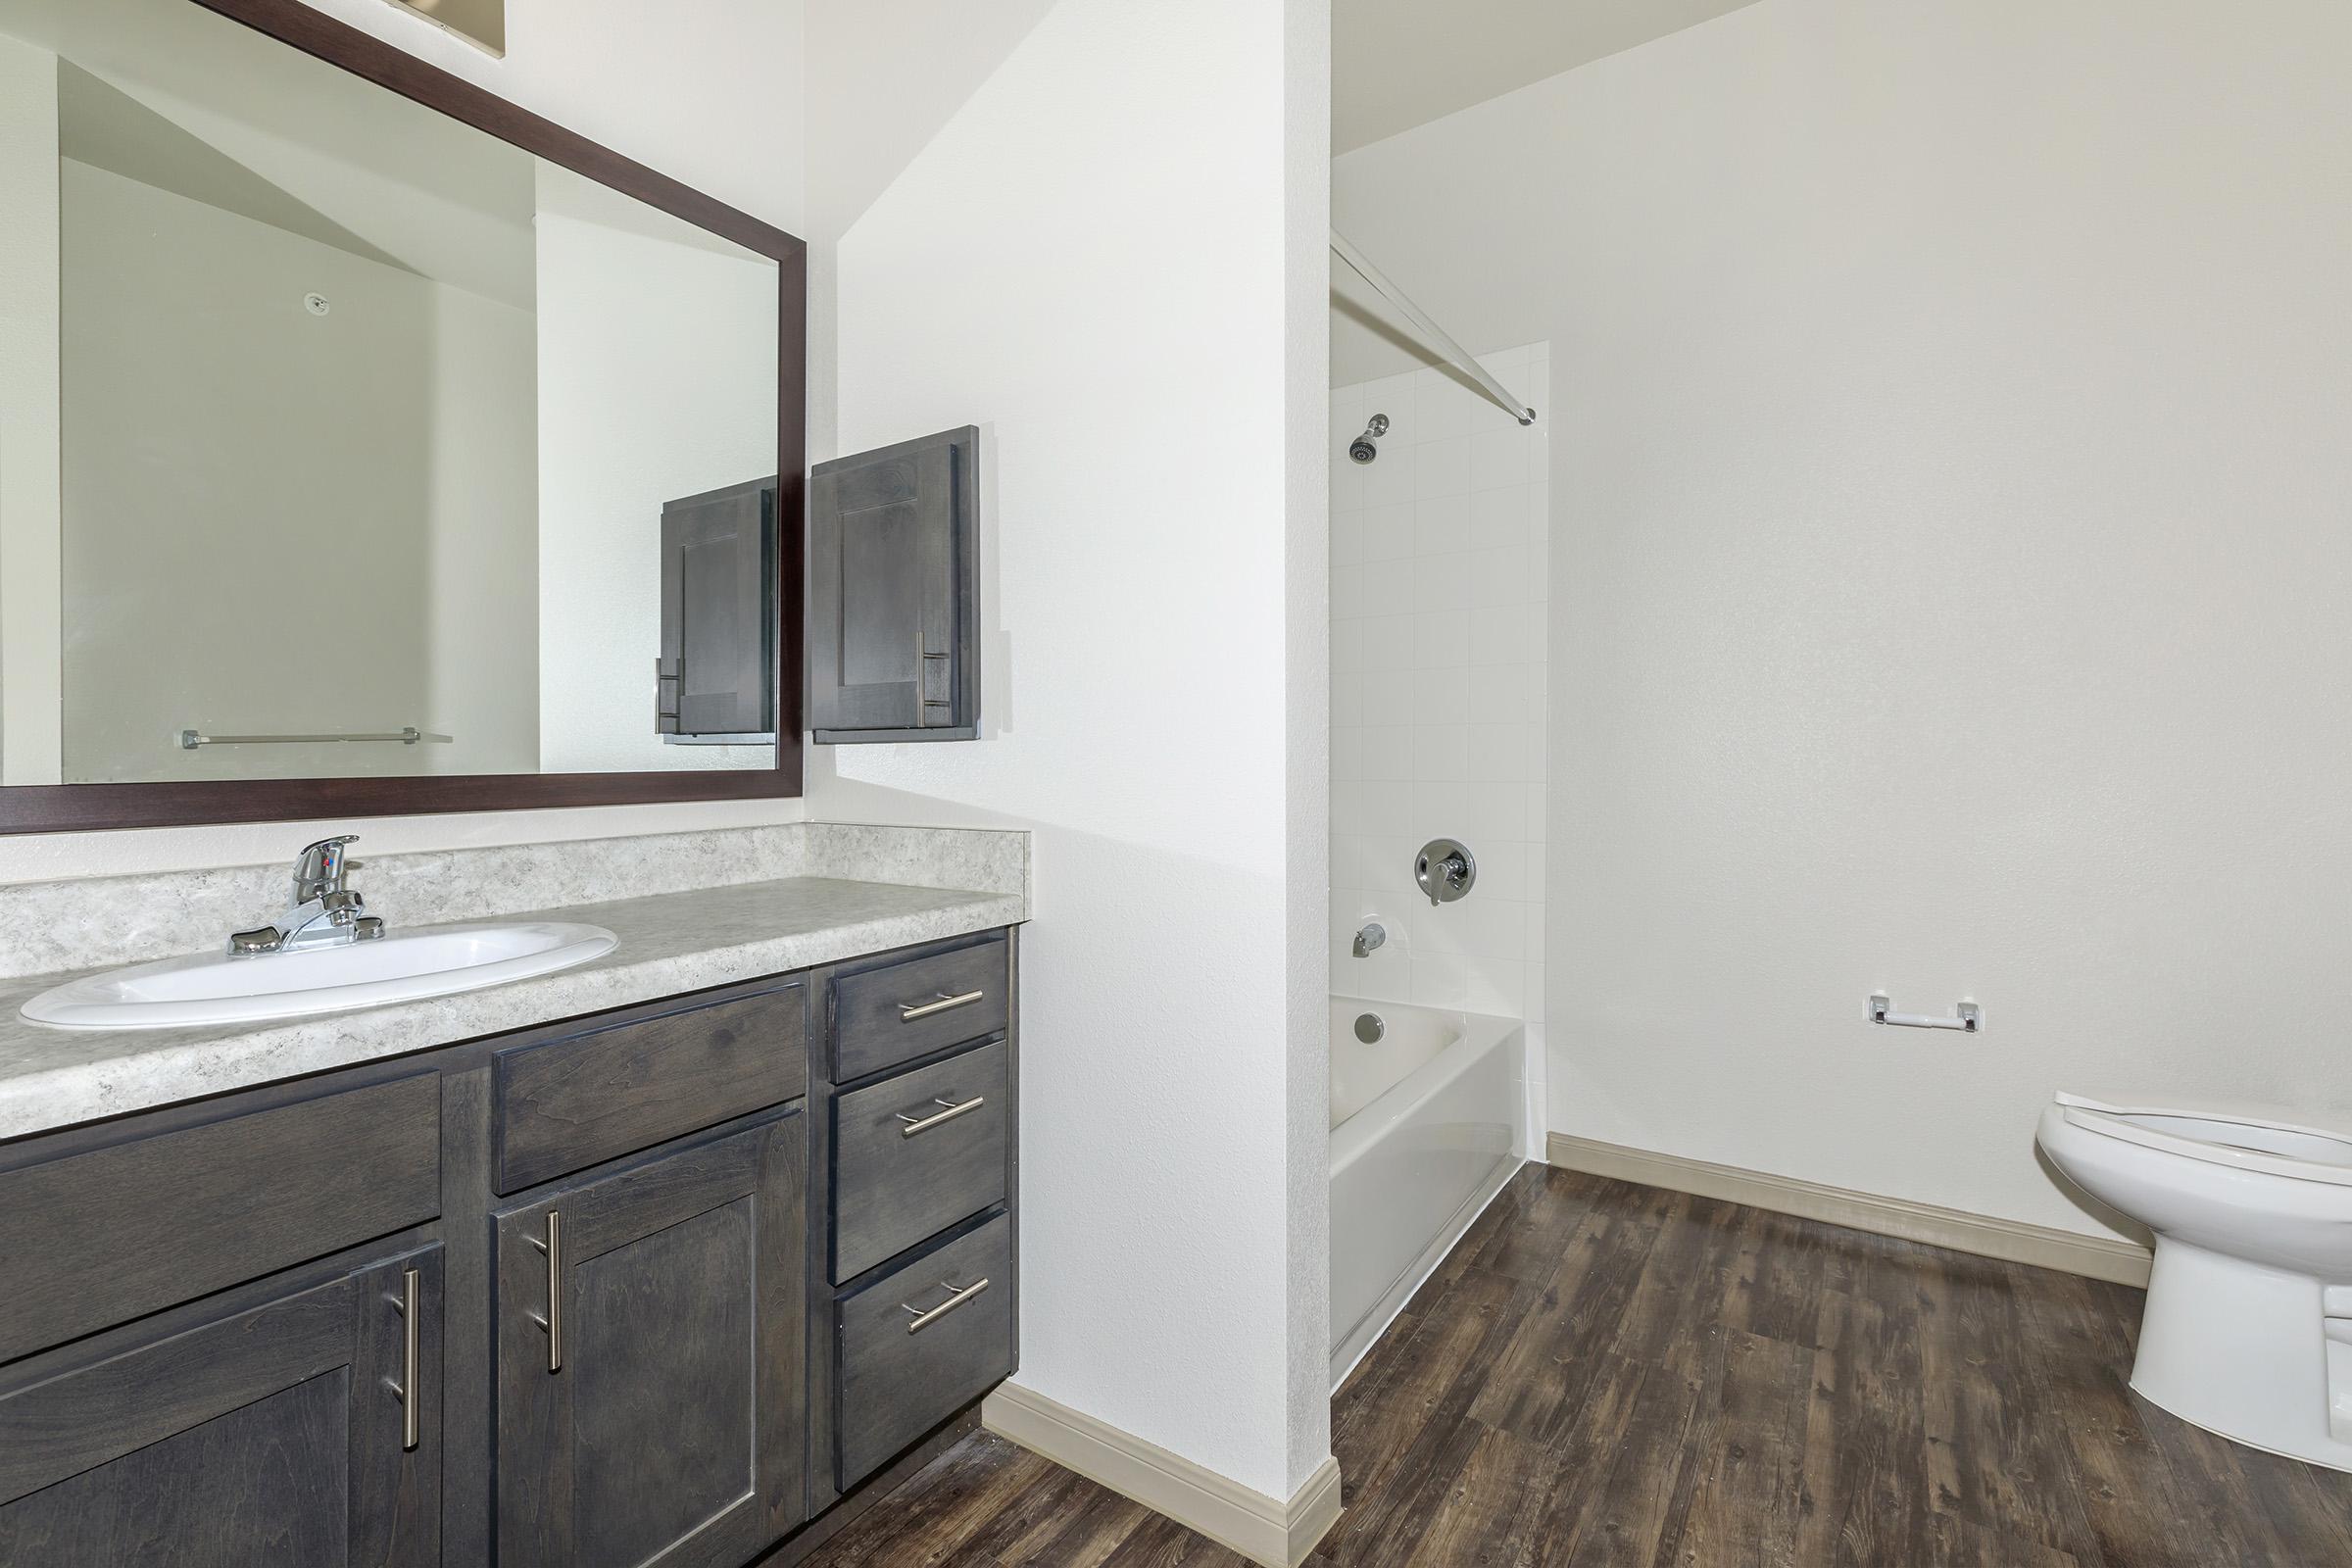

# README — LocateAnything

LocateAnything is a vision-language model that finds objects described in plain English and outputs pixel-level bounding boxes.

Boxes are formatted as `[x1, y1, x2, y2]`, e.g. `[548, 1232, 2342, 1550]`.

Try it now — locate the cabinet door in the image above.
[0, 1245, 442, 1568]
[658, 476, 777, 740]
[808, 426, 979, 743]
[495, 1110, 807, 1568]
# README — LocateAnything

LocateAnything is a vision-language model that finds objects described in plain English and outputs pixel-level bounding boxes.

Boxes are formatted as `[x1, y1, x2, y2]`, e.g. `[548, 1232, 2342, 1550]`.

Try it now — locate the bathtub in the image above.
[1329, 997, 1526, 1386]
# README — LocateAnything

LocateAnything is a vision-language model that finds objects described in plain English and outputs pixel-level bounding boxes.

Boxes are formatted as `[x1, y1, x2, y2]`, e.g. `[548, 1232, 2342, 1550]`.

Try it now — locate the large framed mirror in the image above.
[0, 0, 806, 833]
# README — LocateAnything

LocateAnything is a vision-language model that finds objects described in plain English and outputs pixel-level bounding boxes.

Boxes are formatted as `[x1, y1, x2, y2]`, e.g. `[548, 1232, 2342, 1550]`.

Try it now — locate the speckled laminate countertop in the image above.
[0, 824, 1027, 1141]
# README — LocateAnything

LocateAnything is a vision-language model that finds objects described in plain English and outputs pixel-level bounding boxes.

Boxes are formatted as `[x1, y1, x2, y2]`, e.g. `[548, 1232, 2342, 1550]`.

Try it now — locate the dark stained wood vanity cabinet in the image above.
[0, 1244, 446, 1567]
[495, 1113, 806, 1568]
[0, 927, 1019, 1568]
[808, 934, 1018, 1507]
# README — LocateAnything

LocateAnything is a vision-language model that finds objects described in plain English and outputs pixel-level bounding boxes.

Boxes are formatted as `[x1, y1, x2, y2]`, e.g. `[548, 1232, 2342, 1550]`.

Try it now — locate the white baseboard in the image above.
[1544, 1131, 2152, 1288]
[982, 1383, 1343, 1568]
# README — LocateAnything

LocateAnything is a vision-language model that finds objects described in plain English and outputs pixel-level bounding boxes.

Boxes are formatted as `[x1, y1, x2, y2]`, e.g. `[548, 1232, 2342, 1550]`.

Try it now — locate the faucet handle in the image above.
[1413, 838, 1478, 906]
[293, 835, 361, 901]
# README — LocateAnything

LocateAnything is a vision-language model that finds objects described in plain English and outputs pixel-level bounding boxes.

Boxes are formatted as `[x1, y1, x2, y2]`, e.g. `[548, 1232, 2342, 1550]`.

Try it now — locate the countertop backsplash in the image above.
[0, 821, 1029, 981]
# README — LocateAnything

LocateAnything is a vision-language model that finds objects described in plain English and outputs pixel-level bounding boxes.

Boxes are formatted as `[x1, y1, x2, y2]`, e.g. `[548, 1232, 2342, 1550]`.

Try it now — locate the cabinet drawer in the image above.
[494, 983, 806, 1193]
[0, 1074, 440, 1364]
[836, 1213, 1013, 1489]
[831, 937, 1007, 1081]
[833, 1039, 1007, 1281]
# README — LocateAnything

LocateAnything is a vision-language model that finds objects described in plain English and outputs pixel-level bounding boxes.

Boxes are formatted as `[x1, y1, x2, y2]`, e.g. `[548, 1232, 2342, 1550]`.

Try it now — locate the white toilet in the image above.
[2036, 1091, 2352, 1471]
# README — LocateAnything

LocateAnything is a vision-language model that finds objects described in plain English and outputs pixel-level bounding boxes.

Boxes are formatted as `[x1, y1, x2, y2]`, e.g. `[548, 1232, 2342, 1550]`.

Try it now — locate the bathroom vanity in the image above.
[0, 828, 1026, 1568]
[0, 0, 1028, 1553]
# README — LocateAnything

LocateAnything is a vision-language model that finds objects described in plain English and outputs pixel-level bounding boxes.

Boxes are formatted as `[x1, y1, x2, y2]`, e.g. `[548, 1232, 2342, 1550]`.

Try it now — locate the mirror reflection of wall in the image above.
[54, 56, 539, 785]
[534, 165, 781, 772]
[0, 0, 779, 788]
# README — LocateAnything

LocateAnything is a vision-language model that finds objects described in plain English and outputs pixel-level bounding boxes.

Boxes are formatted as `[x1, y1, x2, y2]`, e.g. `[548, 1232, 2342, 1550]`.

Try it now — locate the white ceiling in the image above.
[1334, 0, 1761, 153]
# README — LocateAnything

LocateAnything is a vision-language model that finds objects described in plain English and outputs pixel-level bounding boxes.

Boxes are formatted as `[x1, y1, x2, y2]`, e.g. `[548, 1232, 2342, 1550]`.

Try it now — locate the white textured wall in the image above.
[0, 0, 808, 881]
[799, 0, 1059, 471]
[1277, 0, 1331, 1491]
[1334, 0, 2352, 1242]
[814, 0, 1332, 1502]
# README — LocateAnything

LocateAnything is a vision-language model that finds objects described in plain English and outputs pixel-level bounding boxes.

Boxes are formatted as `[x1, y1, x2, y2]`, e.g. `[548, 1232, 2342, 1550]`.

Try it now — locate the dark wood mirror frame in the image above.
[0, 0, 806, 836]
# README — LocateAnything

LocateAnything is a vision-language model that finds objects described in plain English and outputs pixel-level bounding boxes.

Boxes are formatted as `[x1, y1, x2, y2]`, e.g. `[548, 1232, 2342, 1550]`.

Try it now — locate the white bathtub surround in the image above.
[0, 826, 1028, 1138]
[1328, 997, 1525, 1386]
[1329, 346, 1548, 1036]
[2037, 1094, 2352, 1471]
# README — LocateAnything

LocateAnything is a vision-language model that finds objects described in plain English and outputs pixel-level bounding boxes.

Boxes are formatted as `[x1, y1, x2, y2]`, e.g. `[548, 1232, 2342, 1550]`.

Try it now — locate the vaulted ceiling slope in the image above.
[804, 0, 1059, 238]
[1334, 0, 1760, 152]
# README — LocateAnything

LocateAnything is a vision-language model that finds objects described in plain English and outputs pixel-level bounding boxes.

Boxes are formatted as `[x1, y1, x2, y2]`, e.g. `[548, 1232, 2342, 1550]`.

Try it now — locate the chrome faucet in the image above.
[1351, 921, 1387, 958]
[227, 835, 386, 955]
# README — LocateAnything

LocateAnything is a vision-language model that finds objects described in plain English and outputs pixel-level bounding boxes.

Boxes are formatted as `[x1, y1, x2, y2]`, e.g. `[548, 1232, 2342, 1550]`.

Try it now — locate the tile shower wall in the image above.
[1330, 343, 1548, 1024]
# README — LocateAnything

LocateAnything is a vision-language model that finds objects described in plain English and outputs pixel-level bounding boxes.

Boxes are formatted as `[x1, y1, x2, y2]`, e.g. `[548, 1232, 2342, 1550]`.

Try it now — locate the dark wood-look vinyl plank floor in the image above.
[797, 1166, 2352, 1567]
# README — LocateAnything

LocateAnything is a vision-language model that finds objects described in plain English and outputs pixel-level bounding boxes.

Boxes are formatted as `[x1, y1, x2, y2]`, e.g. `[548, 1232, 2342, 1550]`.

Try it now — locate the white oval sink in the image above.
[20, 920, 618, 1030]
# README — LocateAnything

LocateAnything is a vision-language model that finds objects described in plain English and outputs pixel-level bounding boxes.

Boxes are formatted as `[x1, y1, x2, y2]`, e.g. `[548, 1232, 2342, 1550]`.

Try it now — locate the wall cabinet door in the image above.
[0, 1245, 442, 1568]
[808, 426, 980, 743]
[658, 476, 778, 741]
[495, 1110, 807, 1568]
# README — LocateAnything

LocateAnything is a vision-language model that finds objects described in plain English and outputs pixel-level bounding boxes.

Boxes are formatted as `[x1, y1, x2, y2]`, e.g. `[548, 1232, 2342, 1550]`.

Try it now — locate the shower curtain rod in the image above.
[1330, 229, 1536, 427]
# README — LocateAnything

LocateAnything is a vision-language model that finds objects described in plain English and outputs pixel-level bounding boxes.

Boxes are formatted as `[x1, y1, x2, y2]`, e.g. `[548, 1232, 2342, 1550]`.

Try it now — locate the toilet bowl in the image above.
[2036, 1092, 2352, 1471]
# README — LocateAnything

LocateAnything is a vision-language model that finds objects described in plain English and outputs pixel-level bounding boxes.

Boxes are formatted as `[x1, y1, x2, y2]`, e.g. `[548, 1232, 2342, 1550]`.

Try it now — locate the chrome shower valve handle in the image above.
[1414, 839, 1476, 906]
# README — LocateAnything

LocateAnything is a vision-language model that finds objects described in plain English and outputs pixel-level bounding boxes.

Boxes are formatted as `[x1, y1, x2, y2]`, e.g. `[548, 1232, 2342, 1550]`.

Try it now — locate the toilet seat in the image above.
[2055, 1092, 2352, 1187]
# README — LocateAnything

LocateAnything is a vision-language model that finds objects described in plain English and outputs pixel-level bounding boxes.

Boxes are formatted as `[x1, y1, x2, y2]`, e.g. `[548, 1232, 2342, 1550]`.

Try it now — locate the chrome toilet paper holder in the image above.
[1870, 993, 1982, 1032]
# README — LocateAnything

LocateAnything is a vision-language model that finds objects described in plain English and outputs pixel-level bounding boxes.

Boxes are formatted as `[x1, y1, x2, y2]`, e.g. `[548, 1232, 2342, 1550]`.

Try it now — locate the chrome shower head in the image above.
[1348, 413, 1390, 465]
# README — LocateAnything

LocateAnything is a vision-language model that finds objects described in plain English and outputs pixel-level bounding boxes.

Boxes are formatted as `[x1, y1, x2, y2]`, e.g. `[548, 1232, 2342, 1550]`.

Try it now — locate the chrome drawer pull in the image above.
[526, 1210, 563, 1374]
[899, 989, 984, 1021]
[383, 1266, 420, 1450]
[897, 1095, 986, 1138]
[902, 1276, 991, 1335]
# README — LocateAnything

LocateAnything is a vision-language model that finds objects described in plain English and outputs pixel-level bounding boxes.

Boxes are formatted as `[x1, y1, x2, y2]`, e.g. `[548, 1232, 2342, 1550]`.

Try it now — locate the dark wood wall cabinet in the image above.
[659, 477, 782, 745]
[809, 427, 983, 744]
[0, 927, 1020, 1568]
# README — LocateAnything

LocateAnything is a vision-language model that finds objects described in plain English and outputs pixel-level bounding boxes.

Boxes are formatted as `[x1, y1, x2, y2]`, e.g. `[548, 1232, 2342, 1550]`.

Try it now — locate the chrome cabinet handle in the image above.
[526, 1211, 563, 1373]
[902, 1276, 991, 1335]
[385, 1267, 420, 1450]
[920, 650, 953, 710]
[897, 1095, 986, 1138]
[899, 989, 984, 1021]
